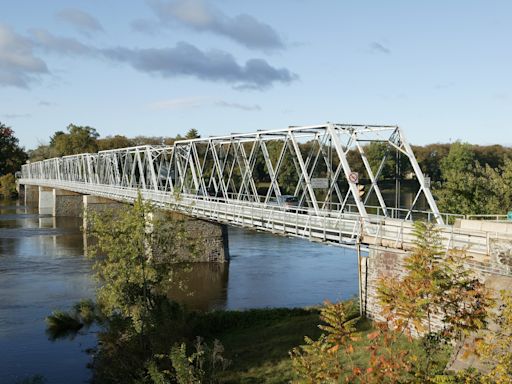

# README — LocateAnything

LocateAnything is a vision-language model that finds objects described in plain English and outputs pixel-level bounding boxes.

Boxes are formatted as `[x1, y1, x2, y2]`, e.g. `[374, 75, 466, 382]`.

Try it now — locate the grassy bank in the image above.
[197, 308, 322, 383]
[47, 301, 451, 383]
[190, 306, 450, 384]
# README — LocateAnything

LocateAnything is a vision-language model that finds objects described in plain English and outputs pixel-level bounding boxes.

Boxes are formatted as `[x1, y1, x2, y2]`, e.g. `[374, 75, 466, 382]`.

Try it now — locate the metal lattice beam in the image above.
[20, 123, 444, 224]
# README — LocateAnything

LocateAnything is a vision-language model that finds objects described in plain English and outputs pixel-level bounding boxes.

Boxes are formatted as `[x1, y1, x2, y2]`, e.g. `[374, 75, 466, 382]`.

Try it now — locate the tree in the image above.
[477, 290, 512, 384]
[51, 124, 99, 156]
[97, 135, 134, 151]
[377, 222, 492, 381]
[436, 152, 512, 215]
[291, 223, 493, 383]
[0, 122, 27, 175]
[0, 173, 17, 198]
[185, 129, 200, 140]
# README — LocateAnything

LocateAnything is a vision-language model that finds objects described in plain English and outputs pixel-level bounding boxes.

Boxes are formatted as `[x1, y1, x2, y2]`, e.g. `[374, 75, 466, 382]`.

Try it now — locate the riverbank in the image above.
[193, 305, 449, 383]
[195, 307, 323, 383]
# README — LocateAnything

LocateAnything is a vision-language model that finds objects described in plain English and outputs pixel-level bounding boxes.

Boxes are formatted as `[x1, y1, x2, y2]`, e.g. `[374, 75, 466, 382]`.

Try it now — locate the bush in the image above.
[0, 173, 17, 198]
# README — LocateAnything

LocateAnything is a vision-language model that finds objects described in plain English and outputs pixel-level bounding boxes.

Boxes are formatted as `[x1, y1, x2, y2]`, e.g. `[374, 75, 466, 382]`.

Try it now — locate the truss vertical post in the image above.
[397, 128, 443, 225]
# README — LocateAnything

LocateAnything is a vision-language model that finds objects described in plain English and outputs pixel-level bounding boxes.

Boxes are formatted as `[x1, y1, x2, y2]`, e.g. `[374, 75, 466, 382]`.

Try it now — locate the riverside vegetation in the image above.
[43, 196, 512, 383]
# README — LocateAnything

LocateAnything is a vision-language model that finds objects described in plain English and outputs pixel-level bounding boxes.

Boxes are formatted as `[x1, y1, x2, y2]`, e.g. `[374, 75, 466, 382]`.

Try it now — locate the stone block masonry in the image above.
[360, 245, 512, 333]
[82, 196, 229, 263]
[53, 189, 84, 217]
[154, 211, 229, 263]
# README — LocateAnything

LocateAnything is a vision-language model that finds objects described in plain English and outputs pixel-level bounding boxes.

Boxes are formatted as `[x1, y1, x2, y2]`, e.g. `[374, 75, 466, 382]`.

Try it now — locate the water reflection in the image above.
[0, 201, 95, 384]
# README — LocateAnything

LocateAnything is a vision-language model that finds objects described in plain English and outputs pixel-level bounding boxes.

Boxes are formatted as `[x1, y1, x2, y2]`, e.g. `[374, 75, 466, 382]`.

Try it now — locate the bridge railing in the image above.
[362, 215, 512, 274]
[465, 214, 509, 222]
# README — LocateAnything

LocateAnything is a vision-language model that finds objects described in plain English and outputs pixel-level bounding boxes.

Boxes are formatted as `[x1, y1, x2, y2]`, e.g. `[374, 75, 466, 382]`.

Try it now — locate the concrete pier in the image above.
[24, 185, 39, 206]
[38, 187, 53, 215]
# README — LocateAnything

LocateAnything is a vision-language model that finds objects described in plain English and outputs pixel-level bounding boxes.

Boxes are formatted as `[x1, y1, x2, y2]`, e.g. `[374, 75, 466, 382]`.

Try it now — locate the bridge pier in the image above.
[38, 186, 54, 215]
[82, 195, 125, 254]
[24, 184, 39, 206]
[53, 189, 84, 217]
[82, 199, 229, 263]
[155, 211, 229, 263]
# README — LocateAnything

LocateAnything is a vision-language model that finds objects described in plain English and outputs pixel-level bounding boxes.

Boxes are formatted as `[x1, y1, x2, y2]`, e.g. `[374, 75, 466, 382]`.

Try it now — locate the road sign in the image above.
[508, 211, 512, 221]
[311, 178, 328, 189]
[348, 172, 359, 183]
[424, 176, 431, 188]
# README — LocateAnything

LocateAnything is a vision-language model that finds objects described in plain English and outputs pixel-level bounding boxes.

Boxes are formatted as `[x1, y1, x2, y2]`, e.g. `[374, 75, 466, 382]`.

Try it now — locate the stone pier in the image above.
[156, 211, 229, 263]
[81, 198, 229, 262]
[82, 195, 126, 254]
[53, 189, 84, 217]
[38, 186, 54, 215]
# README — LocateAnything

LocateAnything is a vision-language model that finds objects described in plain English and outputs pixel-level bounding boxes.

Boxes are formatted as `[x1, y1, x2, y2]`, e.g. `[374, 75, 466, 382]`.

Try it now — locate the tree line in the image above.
[27, 124, 201, 161]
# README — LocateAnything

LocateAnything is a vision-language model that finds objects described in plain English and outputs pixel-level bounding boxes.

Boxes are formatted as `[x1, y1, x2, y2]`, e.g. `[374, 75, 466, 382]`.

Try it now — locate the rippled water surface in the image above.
[0, 199, 358, 383]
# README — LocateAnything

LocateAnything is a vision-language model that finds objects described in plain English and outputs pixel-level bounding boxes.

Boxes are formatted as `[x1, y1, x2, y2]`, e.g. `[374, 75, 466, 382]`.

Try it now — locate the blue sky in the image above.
[1, 0, 511, 149]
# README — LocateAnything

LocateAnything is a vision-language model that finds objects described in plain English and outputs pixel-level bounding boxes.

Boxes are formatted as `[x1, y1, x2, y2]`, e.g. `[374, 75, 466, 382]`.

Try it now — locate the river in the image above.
[0, 199, 358, 383]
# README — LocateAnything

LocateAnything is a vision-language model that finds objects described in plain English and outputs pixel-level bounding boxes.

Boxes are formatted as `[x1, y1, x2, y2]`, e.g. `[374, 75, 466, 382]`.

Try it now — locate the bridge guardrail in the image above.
[19, 178, 512, 268]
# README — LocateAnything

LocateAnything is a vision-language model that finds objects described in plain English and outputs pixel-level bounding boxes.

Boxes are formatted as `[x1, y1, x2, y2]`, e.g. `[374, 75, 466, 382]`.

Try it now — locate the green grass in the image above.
[188, 308, 451, 384]
[207, 308, 321, 384]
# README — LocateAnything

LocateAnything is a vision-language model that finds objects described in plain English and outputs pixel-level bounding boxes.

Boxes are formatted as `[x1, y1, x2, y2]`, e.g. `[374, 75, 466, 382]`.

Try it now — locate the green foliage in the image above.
[45, 299, 100, 340]
[435, 142, 512, 215]
[0, 173, 17, 198]
[51, 124, 99, 156]
[97, 135, 134, 151]
[86, 194, 195, 335]
[476, 290, 512, 384]
[291, 223, 492, 383]
[290, 300, 359, 383]
[290, 301, 427, 384]
[171, 338, 229, 384]
[45, 310, 83, 340]
[185, 129, 200, 140]
[0, 122, 27, 175]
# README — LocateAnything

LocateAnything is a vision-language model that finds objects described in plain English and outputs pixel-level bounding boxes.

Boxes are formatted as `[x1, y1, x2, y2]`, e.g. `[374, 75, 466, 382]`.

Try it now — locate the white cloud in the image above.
[0, 24, 48, 88]
[145, 0, 285, 52]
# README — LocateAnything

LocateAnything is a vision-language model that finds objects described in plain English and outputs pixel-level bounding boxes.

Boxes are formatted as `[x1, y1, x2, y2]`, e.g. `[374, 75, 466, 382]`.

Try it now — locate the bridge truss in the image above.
[22, 123, 442, 224]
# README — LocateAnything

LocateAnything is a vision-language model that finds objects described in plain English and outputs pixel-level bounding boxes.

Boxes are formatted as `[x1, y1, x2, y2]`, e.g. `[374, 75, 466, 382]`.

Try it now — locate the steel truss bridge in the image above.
[19, 123, 508, 261]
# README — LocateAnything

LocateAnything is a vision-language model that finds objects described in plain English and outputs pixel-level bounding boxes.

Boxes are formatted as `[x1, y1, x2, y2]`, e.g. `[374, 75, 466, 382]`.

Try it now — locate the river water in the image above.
[0, 199, 358, 383]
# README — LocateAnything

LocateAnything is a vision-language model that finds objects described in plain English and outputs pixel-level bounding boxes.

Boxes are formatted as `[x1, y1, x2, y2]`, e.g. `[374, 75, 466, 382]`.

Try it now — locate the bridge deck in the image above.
[19, 178, 512, 274]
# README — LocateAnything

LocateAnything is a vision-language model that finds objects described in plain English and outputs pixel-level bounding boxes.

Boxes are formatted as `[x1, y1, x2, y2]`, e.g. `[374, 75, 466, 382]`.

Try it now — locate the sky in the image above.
[1, 0, 511, 150]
